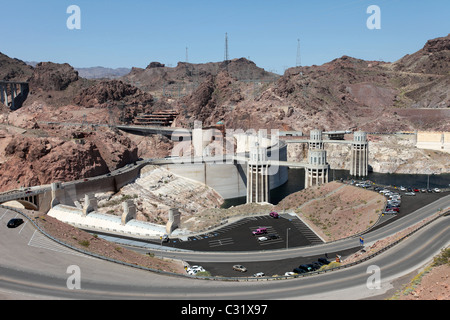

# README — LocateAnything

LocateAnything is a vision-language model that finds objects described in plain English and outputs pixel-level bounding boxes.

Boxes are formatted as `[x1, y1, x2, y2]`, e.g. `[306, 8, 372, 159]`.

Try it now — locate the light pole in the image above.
[286, 228, 291, 249]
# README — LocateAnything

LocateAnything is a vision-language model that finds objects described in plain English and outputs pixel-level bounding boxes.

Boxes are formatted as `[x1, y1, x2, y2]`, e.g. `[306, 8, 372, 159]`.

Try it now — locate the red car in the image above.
[269, 212, 279, 219]
[252, 228, 267, 235]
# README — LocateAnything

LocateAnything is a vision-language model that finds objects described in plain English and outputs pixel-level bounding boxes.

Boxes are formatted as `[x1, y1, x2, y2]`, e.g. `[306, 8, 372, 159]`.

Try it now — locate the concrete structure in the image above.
[166, 208, 181, 235]
[47, 204, 170, 238]
[284, 129, 370, 178]
[308, 129, 324, 150]
[246, 143, 270, 203]
[323, 131, 351, 140]
[0, 81, 29, 110]
[160, 147, 289, 201]
[121, 200, 136, 225]
[416, 131, 450, 153]
[304, 129, 329, 188]
[82, 194, 97, 217]
[350, 131, 369, 177]
[134, 110, 179, 126]
[304, 149, 329, 188]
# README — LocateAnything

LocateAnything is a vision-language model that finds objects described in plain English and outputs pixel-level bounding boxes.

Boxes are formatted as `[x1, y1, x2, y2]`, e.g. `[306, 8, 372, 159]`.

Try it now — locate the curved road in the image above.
[0, 195, 449, 300]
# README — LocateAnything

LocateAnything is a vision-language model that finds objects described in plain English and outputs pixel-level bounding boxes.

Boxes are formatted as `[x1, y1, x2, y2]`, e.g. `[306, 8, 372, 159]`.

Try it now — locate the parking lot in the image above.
[161, 214, 324, 252]
[362, 185, 449, 231]
[180, 187, 450, 277]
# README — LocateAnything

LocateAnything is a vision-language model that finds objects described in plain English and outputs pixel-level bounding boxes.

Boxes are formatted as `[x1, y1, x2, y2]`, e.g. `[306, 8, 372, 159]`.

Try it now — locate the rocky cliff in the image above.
[0, 128, 139, 192]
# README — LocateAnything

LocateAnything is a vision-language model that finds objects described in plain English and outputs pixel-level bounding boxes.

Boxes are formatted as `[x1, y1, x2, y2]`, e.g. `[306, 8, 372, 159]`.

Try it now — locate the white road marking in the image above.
[27, 230, 94, 259]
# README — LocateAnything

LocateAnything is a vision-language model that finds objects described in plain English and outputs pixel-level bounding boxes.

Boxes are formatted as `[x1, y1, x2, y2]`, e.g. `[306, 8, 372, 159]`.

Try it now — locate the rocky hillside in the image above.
[96, 165, 224, 225]
[392, 34, 450, 75]
[0, 52, 34, 82]
[0, 34, 448, 193]
[174, 34, 450, 132]
[76, 66, 131, 79]
[0, 127, 138, 192]
[73, 79, 154, 108]
[122, 58, 278, 95]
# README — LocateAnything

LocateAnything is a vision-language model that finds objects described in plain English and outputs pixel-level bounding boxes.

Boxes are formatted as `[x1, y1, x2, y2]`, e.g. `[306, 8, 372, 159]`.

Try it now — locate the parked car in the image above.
[252, 227, 268, 235]
[298, 264, 312, 272]
[233, 265, 247, 272]
[292, 268, 306, 274]
[253, 272, 265, 277]
[399, 186, 406, 191]
[267, 234, 279, 240]
[269, 211, 279, 218]
[7, 218, 24, 228]
[405, 192, 416, 196]
[258, 236, 268, 242]
[433, 188, 441, 193]
[285, 272, 297, 276]
[310, 262, 322, 270]
[187, 269, 199, 275]
[413, 188, 420, 192]
[187, 265, 205, 273]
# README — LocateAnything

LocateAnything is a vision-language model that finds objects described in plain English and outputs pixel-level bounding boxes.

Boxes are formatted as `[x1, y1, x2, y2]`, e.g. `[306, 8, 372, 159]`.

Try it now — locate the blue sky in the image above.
[1, 0, 449, 74]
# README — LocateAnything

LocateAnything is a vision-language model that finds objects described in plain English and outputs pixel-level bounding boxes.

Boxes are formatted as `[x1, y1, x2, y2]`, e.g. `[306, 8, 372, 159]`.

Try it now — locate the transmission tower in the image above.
[296, 38, 301, 67]
[224, 33, 229, 61]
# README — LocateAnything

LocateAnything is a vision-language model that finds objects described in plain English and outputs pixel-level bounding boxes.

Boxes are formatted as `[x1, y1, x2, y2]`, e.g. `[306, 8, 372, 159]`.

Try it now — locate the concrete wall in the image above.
[160, 162, 248, 199]
[49, 163, 146, 209]
[161, 144, 289, 199]
[416, 131, 450, 153]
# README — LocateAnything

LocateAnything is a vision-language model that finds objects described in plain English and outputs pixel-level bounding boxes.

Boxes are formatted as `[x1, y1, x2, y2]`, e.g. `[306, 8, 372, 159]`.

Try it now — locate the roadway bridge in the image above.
[38, 122, 191, 140]
[115, 124, 191, 139]
[0, 81, 29, 110]
[0, 186, 49, 211]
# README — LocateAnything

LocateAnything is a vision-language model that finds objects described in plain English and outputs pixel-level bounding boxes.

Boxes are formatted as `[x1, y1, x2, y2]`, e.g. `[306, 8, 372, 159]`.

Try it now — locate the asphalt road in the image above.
[0, 193, 448, 300]
[0, 211, 448, 300]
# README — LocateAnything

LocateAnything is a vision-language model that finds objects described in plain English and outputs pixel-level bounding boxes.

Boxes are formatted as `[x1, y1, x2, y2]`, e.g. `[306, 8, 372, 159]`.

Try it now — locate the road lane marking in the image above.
[27, 230, 94, 259]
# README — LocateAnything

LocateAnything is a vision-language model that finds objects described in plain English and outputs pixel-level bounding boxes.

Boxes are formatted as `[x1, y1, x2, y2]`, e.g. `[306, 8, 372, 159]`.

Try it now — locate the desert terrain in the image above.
[0, 34, 449, 299]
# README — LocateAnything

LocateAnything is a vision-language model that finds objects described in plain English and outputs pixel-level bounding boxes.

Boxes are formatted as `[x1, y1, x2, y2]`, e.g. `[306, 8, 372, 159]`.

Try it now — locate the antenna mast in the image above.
[224, 33, 229, 61]
[296, 38, 301, 67]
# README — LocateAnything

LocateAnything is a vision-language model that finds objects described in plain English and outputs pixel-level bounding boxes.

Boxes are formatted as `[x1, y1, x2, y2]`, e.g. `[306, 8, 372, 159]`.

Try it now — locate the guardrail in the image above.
[2, 204, 449, 283]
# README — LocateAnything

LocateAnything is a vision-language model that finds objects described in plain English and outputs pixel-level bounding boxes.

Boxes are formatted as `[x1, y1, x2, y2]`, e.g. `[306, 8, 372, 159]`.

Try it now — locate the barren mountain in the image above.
[0, 127, 138, 192]
[0, 34, 449, 193]
[122, 57, 279, 95]
[174, 34, 450, 132]
[0, 52, 34, 82]
[76, 66, 131, 79]
[392, 33, 450, 75]
[73, 79, 154, 108]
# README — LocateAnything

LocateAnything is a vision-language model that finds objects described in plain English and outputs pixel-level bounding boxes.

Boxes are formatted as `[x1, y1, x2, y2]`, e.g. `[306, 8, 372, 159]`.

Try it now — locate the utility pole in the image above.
[296, 38, 301, 67]
[224, 33, 229, 61]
